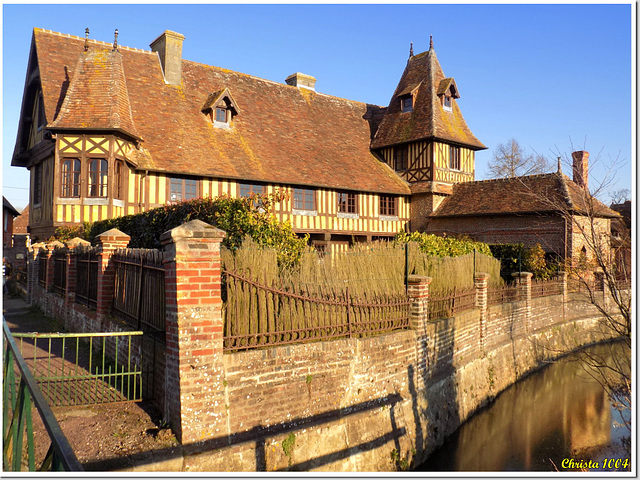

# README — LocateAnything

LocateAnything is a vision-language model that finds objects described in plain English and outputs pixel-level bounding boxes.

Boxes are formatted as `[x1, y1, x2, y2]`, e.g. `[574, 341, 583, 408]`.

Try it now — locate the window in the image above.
[33, 164, 42, 205]
[443, 95, 452, 111]
[170, 177, 198, 203]
[379, 195, 397, 217]
[394, 145, 409, 171]
[401, 96, 413, 113]
[337, 192, 358, 214]
[88, 159, 108, 197]
[449, 146, 461, 171]
[114, 160, 125, 200]
[293, 188, 316, 211]
[61, 158, 81, 198]
[239, 183, 265, 198]
[215, 107, 227, 123]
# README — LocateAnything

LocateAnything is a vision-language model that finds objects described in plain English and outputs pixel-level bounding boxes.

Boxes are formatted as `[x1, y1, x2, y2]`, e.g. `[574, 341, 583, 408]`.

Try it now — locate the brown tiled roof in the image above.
[48, 46, 140, 139]
[430, 173, 620, 218]
[12, 206, 29, 234]
[33, 29, 409, 195]
[371, 48, 486, 150]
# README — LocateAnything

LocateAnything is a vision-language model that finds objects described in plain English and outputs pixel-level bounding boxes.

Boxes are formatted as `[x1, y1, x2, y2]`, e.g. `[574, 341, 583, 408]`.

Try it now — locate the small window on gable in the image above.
[401, 95, 413, 113]
[443, 95, 452, 111]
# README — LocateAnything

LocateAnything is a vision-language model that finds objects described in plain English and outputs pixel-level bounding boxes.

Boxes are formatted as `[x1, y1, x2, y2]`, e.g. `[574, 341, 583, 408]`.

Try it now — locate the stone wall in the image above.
[21, 221, 622, 472]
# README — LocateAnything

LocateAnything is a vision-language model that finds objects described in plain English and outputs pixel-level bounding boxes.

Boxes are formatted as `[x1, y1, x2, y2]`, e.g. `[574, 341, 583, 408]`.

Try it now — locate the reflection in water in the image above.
[418, 341, 629, 471]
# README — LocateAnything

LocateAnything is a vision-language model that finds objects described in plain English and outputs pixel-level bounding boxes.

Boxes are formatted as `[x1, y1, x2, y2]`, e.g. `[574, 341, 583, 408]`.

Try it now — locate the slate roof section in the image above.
[371, 47, 486, 151]
[32, 28, 409, 195]
[430, 173, 620, 218]
[3, 197, 20, 217]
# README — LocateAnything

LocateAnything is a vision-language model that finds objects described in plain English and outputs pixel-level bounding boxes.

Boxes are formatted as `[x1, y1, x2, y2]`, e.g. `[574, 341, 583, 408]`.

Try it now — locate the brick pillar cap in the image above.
[160, 219, 226, 244]
[407, 274, 431, 284]
[47, 240, 65, 250]
[474, 272, 491, 280]
[96, 228, 131, 242]
[66, 237, 91, 249]
[511, 272, 533, 279]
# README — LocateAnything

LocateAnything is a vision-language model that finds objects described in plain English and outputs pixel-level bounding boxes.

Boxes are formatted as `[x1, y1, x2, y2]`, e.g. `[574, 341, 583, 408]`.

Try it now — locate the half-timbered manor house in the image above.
[12, 28, 487, 251]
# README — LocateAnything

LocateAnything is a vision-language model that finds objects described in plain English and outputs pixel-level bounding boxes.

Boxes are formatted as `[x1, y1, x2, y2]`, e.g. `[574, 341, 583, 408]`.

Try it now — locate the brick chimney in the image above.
[572, 151, 589, 190]
[150, 30, 185, 86]
[285, 72, 316, 91]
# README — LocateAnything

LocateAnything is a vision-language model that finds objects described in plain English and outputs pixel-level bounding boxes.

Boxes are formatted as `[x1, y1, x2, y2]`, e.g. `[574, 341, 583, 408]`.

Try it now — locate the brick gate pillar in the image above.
[474, 273, 490, 350]
[161, 219, 226, 445]
[408, 275, 431, 389]
[95, 229, 131, 320]
[512, 272, 533, 333]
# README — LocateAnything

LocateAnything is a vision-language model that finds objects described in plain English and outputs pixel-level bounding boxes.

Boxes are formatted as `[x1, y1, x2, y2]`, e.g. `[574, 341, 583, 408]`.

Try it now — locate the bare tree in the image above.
[609, 188, 631, 205]
[487, 139, 551, 178]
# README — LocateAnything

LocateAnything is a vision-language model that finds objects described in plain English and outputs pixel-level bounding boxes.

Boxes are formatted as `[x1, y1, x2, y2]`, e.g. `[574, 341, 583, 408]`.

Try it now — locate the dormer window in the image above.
[401, 95, 413, 113]
[202, 88, 240, 129]
[437, 78, 459, 114]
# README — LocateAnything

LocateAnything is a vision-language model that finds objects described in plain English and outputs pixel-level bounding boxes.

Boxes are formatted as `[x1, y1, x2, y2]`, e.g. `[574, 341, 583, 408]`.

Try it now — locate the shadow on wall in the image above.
[82, 393, 407, 471]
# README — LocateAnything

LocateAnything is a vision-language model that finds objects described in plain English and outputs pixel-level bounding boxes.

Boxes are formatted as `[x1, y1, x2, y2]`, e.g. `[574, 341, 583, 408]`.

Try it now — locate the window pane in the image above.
[338, 192, 357, 214]
[215, 108, 227, 123]
[294, 188, 315, 211]
[88, 159, 108, 197]
[185, 179, 197, 199]
[170, 178, 183, 202]
[380, 195, 396, 216]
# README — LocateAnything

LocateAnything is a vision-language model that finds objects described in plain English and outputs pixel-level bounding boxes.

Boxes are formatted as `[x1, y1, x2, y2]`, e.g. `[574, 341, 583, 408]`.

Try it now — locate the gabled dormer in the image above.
[201, 88, 240, 129]
[437, 78, 459, 112]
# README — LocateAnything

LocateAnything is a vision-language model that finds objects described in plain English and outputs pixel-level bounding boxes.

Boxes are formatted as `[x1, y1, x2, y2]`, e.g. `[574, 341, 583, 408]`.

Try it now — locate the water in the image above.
[417, 341, 631, 472]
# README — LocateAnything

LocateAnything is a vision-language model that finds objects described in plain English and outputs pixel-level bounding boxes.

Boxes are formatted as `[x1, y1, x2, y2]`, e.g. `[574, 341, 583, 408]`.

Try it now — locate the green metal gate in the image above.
[11, 330, 143, 407]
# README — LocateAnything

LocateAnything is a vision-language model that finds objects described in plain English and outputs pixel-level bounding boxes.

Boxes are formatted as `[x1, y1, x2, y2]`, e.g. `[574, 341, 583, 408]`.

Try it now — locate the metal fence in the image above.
[52, 250, 67, 297]
[223, 270, 411, 351]
[37, 256, 47, 288]
[3, 320, 83, 472]
[11, 330, 143, 407]
[111, 249, 165, 333]
[487, 283, 521, 306]
[530, 278, 562, 298]
[75, 248, 99, 309]
[429, 287, 476, 321]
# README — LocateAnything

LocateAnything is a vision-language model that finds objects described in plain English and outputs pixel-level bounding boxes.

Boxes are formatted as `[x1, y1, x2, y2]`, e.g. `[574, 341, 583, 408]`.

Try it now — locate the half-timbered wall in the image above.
[54, 134, 137, 226]
[433, 141, 474, 184]
[29, 156, 55, 234]
[378, 140, 433, 183]
[52, 143, 409, 238]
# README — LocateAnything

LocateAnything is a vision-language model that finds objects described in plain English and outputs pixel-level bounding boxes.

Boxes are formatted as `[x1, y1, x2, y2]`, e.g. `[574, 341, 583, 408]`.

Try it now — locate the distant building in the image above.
[3, 197, 20, 249]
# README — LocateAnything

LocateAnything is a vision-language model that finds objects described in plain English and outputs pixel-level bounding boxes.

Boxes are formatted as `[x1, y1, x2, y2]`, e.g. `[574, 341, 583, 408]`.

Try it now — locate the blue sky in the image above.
[2, 3, 634, 211]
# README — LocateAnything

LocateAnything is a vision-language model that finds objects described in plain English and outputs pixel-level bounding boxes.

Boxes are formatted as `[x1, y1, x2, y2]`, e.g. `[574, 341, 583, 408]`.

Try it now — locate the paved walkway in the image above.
[3, 294, 61, 334]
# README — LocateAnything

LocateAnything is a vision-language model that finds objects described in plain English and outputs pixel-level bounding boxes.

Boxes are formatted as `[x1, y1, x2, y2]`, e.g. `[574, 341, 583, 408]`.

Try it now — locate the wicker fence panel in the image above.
[223, 270, 410, 351]
[428, 287, 477, 321]
[112, 249, 165, 333]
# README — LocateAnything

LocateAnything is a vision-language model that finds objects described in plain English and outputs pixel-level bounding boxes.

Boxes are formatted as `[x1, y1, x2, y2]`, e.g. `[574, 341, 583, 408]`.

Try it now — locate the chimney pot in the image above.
[285, 72, 316, 91]
[572, 151, 589, 190]
[150, 30, 185, 86]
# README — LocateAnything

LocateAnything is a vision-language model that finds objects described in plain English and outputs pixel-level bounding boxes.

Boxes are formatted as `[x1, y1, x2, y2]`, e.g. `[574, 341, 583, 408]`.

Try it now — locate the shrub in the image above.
[82, 192, 308, 269]
[394, 231, 493, 257]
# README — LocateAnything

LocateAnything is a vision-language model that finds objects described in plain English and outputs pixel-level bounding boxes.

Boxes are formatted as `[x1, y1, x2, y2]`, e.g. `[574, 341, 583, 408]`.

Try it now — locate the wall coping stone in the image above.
[96, 228, 131, 242]
[66, 237, 91, 249]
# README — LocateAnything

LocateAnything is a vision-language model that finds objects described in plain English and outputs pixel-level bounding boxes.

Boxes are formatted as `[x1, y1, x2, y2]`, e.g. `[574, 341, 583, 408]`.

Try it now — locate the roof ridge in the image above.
[35, 28, 153, 54]
[459, 172, 560, 186]
[184, 58, 382, 108]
